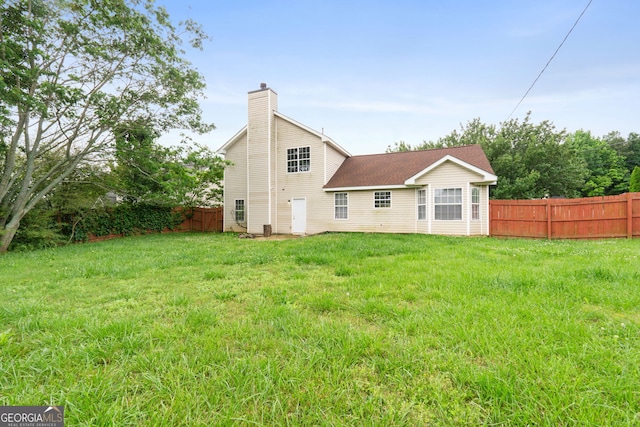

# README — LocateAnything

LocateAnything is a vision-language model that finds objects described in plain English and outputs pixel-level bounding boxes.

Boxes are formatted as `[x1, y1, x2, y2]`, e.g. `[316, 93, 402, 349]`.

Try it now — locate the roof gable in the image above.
[216, 113, 351, 158]
[324, 145, 496, 190]
[274, 112, 351, 157]
[216, 126, 247, 155]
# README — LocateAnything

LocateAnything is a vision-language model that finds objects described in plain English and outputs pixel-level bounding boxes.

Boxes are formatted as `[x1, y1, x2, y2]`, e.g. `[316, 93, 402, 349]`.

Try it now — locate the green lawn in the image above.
[1, 232, 639, 426]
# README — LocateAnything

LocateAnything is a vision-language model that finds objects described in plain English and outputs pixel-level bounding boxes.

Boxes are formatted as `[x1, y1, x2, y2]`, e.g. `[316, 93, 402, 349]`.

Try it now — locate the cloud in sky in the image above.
[159, 0, 640, 155]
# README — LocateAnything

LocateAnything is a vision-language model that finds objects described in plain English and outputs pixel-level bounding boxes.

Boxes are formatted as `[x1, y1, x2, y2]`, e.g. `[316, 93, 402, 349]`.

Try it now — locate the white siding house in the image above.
[217, 84, 497, 236]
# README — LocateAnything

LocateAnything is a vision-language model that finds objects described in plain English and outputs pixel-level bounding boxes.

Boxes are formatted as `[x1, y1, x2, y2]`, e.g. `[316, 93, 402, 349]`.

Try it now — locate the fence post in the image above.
[547, 198, 552, 240]
[628, 192, 633, 239]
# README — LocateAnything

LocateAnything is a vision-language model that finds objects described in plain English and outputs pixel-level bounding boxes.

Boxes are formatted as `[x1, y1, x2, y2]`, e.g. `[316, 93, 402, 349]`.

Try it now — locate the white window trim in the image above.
[471, 186, 480, 221]
[234, 199, 246, 223]
[334, 192, 349, 220]
[374, 191, 392, 209]
[417, 188, 427, 221]
[287, 146, 311, 174]
[434, 188, 463, 221]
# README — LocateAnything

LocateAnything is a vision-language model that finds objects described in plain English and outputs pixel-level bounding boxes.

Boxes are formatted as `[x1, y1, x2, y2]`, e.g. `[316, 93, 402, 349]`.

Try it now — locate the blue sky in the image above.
[159, 0, 640, 155]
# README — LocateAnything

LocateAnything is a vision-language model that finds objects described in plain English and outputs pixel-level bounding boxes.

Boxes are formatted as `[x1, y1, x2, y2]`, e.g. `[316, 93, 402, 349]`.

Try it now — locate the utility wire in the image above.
[506, 0, 593, 121]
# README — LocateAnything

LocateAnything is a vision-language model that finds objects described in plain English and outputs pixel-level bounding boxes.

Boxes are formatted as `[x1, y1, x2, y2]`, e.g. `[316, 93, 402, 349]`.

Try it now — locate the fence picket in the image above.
[490, 193, 640, 239]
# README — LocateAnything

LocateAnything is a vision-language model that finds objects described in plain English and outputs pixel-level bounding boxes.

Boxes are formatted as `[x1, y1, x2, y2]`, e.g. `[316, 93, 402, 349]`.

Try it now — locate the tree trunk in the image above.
[0, 220, 20, 253]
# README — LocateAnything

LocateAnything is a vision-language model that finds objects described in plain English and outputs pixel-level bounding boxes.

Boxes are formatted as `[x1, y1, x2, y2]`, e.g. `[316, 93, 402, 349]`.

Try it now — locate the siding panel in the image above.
[416, 161, 489, 235]
[274, 117, 328, 234]
[223, 134, 247, 232]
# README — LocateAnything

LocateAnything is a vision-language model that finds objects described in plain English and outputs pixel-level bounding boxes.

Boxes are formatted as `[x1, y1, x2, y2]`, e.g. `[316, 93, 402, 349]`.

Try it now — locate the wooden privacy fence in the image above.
[490, 192, 640, 240]
[176, 207, 224, 232]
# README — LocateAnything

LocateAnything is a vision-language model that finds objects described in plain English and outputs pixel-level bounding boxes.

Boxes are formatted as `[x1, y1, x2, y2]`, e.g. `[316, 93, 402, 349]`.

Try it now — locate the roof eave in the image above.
[323, 184, 408, 192]
[404, 155, 496, 185]
[216, 126, 247, 155]
[274, 111, 352, 158]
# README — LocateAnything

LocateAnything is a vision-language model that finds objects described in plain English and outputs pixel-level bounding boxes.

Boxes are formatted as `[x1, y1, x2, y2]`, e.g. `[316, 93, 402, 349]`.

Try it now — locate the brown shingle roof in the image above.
[324, 144, 495, 189]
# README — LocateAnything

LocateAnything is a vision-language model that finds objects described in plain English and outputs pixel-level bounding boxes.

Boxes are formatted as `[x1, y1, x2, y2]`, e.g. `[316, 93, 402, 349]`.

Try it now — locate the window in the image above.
[335, 192, 348, 219]
[417, 189, 426, 220]
[434, 188, 462, 220]
[287, 146, 310, 173]
[235, 199, 245, 222]
[472, 187, 480, 220]
[374, 191, 391, 208]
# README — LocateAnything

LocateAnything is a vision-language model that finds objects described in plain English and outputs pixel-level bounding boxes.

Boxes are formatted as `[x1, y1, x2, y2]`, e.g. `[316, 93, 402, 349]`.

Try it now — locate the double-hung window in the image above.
[434, 188, 462, 220]
[287, 147, 310, 173]
[471, 187, 480, 220]
[417, 189, 426, 220]
[335, 193, 348, 219]
[235, 199, 245, 222]
[374, 191, 391, 208]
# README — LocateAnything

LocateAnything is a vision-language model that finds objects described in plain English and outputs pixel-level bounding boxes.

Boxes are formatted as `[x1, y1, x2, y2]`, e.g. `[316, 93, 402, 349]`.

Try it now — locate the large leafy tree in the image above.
[0, 0, 213, 252]
[391, 115, 589, 199]
[565, 130, 629, 196]
[606, 132, 640, 175]
[630, 167, 640, 193]
[113, 122, 227, 207]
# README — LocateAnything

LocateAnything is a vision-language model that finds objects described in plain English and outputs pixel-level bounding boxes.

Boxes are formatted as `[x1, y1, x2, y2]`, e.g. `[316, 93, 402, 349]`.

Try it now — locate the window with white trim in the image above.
[287, 146, 310, 173]
[434, 188, 462, 220]
[471, 187, 480, 220]
[417, 189, 426, 220]
[235, 199, 245, 222]
[374, 191, 391, 208]
[334, 192, 348, 219]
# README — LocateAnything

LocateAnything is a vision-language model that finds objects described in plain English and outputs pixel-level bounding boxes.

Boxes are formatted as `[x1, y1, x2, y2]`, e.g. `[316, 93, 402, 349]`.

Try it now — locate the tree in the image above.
[605, 132, 640, 174]
[385, 140, 414, 153]
[630, 166, 640, 192]
[112, 122, 227, 207]
[395, 114, 588, 199]
[566, 130, 629, 196]
[112, 122, 166, 204]
[0, 0, 213, 252]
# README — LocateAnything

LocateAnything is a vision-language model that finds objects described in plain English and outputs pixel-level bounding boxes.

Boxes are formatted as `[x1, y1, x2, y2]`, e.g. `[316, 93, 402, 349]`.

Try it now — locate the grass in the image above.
[1, 232, 639, 426]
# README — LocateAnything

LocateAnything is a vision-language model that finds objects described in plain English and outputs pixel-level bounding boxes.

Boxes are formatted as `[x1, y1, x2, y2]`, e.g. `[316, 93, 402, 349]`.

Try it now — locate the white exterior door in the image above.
[292, 198, 306, 234]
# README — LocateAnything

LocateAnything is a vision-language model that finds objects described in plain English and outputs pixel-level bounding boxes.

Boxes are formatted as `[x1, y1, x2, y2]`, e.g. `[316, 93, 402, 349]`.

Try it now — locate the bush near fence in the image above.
[490, 192, 640, 240]
[71, 206, 223, 243]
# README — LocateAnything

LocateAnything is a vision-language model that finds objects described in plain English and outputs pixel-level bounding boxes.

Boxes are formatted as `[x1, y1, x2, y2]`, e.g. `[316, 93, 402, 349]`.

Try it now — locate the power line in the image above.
[506, 0, 593, 121]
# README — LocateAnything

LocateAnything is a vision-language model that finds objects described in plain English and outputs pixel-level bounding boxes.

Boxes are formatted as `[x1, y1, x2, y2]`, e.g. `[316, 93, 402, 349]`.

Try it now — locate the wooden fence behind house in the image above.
[490, 192, 640, 240]
[177, 207, 224, 232]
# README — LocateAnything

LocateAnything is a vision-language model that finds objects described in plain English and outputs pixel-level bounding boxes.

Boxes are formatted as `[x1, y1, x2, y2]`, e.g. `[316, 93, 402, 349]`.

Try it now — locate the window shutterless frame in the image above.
[471, 187, 480, 220]
[434, 188, 462, 220]
[374, 191, 391, 208]
[417, 189, 426, 220]
[334, 192, 348, 219]
[234, 199, 245, 222]
[287, 146, 310, 173]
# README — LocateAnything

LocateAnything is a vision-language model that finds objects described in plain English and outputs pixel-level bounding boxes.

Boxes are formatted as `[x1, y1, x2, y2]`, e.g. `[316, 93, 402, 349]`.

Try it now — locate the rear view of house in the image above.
[217, 84, 497, 236]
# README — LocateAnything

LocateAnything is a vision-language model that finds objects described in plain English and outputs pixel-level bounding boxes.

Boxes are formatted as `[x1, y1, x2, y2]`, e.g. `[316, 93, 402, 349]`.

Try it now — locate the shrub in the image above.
[630, 166, 640, 192]
[73, 204, 185, 241]
[9, 207, 66, 251]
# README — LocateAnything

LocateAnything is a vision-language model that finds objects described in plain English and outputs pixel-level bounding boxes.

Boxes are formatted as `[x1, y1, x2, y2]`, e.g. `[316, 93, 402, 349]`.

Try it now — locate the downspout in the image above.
[267, 91, 272, 226]
[485, 186, 490, 236]
[274, 116, 278, 233]
[466, 183, 471, 236]
[323, 140, 327, 184]
[427, 184, 432, 234]
[415, 188, 418, 234]
[246, 112, 250, 232]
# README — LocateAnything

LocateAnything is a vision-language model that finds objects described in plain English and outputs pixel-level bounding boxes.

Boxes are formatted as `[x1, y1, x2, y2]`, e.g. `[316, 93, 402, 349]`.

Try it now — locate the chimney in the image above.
[246, 84, 277, 234]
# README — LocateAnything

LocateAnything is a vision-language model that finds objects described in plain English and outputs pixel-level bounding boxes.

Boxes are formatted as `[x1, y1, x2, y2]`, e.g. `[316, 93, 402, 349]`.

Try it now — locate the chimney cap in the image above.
[260, 82, 267, 89]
